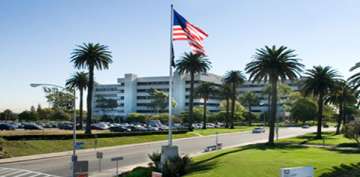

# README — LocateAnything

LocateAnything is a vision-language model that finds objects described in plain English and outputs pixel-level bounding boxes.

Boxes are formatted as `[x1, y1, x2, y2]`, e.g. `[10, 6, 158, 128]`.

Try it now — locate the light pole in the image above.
[30, 83, 77, 177]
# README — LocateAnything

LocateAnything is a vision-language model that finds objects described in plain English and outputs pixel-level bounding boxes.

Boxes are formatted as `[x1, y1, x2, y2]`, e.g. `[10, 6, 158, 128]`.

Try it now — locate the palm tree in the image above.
[245, 45, 303, 144]
[176, 52, 211, 131]
[224, 70, 246, 129]
[220, 83, 232, 128]
[71, 43, 113, 134]
[348, 62, 360, 105]
[326, 80, 356, 134]
[66, 72, 89, 129]
[239, 91, 259, 126]
[195, 82, 218, 129]
[302, 66, 339, 139]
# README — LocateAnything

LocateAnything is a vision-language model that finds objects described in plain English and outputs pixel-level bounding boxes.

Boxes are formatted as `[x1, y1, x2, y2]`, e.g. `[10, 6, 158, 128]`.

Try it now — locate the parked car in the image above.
[109, 125, 131, 132]
[23, 123, 44, 130]
[252, 127, 265, 133]
[0, 123, 16, 130]
[58, 122, 73, 130]
[91, 122, 110, 130]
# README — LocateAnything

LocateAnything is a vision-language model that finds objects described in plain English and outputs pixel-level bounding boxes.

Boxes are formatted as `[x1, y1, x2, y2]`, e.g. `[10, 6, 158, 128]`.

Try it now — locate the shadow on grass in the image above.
[319, 162, 360, 177]
[189, 143, 307, 174]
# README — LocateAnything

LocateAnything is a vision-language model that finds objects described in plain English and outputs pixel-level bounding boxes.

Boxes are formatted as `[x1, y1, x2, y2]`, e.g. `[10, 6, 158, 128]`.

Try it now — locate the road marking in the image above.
[0, 167, 60, 177]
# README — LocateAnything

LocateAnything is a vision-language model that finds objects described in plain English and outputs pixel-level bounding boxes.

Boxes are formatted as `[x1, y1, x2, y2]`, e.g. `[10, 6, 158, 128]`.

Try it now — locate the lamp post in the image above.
[30, 83, 77, 177]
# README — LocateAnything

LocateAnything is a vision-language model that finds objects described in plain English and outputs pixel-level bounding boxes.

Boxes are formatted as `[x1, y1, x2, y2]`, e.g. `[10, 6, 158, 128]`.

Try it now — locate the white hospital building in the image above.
[92, 72, 300, 118]
[92, 72, 223, 117]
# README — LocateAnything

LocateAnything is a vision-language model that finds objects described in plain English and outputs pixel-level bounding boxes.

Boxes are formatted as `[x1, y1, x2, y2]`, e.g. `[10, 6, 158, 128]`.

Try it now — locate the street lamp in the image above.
[30, 83, 77, 177]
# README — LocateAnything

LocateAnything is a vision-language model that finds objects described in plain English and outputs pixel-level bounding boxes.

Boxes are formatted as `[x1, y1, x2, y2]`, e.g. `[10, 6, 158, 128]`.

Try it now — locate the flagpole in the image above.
[168, 4, 174, 146]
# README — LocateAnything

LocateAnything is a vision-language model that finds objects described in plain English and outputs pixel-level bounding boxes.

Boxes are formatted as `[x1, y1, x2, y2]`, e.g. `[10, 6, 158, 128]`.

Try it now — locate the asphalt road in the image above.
[0, 127, 323, 177]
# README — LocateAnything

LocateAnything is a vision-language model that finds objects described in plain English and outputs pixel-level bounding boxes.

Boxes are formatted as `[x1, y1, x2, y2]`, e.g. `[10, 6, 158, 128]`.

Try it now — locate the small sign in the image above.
[74, 160, 89, 177]
[111, 156, 124, 161]
[152, 172, 162, 177]
[75, 142, 85, 149]
[281, 166, 314, 177]
[96, 152, 103, 159]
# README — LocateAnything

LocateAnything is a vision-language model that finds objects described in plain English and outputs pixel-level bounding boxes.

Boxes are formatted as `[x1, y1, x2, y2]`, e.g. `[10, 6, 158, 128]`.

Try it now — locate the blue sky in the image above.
[1, 0, 360, 112]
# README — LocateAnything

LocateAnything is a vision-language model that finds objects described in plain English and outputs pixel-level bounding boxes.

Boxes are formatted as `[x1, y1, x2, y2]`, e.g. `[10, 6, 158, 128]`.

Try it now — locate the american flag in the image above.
[172, 9, 208, 55]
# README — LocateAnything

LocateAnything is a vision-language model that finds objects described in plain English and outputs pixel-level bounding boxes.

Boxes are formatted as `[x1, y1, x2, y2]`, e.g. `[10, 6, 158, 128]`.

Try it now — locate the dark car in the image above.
[109, 126, 131, 132]
[23, 123, 43, 130]
[0, 123, 16, 130]
[58, 123, 73, 130]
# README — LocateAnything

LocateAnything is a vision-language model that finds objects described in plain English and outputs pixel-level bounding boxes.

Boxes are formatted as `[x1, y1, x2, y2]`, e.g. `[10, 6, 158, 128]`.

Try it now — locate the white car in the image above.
[252, 127, 265, 133]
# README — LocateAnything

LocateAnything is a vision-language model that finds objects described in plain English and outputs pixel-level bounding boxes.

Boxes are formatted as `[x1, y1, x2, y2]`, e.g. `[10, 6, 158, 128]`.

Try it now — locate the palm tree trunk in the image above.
[335, 103, 343, 135]
[225, 97, 230, 128]
[79, 89, 84, 129]
[230, 83, 236, 129]
[188, 72, 195, 131]
[85, 67, 94, 135]
[316, 94, 324, 139]
[248, 105, 252, 126]
[268, 79, 278, 145]
[202, 98, 207, 129]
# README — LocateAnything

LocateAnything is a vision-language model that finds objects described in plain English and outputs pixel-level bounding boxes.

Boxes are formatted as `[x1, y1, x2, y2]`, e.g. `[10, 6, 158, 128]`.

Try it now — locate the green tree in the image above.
[71, 43, 113, 135]
[302, 66, 339, 139]
[148, 89, 168, 113]
[195, 82, 218, 129]
[219, 83, 232, 128]
[66, 71, 89, 129]
[246, 45, 304, 144]
[175, 52, 211, 131]
[239, 92, 259, 125]
[224, 70, 246, 129]
[44, 88, 74, 111]
[18, 110, 37, 122]
[0, 109, 17, 121]
[290, 97, 317, 124]
[326, 80, 357, 134]
[127, 113, 147, 123]
[343, 119, 360, 148]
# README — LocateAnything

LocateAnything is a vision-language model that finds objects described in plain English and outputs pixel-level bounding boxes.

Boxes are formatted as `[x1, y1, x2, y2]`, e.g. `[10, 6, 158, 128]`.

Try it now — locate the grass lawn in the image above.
[186, 144, 360, 177]
[2, 133, 195, 157]
[1, 126, 253, 158]
[193, 126, 254, 136]
[278, 132, 358, 147]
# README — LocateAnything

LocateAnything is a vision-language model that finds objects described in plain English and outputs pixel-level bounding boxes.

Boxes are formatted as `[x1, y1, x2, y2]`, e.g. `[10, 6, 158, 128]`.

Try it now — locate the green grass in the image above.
[1, 126, 252, 158]
[193, 126, 254, 136]
[278, 132, 357, 147]
[186, 144, 360, 177]
[2, 133, 195, 157]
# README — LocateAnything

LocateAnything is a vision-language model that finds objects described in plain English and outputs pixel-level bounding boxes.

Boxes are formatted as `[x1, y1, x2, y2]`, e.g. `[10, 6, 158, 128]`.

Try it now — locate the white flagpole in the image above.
[168, 4, 174, 146]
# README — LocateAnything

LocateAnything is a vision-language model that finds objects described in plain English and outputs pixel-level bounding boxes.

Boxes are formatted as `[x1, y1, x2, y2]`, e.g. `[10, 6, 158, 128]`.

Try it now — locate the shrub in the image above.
[148, 153, 192, 177]
[343, 120, 360, 148]
[148, 152, 161, 170]
[162, 156, 192, 177]
[127, 113, 148, 123]
[119, 167, 152, 177]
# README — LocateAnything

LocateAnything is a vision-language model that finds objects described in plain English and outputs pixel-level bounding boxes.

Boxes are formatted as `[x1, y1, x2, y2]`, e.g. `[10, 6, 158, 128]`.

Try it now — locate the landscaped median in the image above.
[121, 132, 360, 177]
[0, 126, 254, 158]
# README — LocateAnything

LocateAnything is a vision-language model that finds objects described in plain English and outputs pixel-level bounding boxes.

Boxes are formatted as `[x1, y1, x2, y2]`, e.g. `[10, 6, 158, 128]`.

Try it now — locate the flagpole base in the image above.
[160, 145, 179, 168]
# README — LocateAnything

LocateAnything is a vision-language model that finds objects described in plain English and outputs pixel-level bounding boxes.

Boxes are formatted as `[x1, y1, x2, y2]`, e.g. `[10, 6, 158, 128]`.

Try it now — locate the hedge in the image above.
[2, 130, 188, 141]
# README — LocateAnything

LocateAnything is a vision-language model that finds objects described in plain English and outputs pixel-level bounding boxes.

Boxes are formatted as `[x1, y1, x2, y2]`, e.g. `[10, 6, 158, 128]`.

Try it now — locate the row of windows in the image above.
[95, 88, 124, 93]
[137, 81, 169, 86]
[137, 88, 169, 92]
[185, 103, 220, 106]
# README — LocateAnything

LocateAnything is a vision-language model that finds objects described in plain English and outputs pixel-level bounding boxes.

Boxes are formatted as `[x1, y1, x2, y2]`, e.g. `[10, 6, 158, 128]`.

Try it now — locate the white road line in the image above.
[12, 171, 33, 177]
[3, 170, 25, 176]
[0, 167, 60, 177]
[0, 168, 16, 175]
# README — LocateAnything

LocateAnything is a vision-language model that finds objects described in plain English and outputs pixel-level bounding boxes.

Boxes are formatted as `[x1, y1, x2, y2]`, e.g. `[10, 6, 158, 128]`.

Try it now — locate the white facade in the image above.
[238, 80, 300, 117]
[93, 72, 223, 117]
